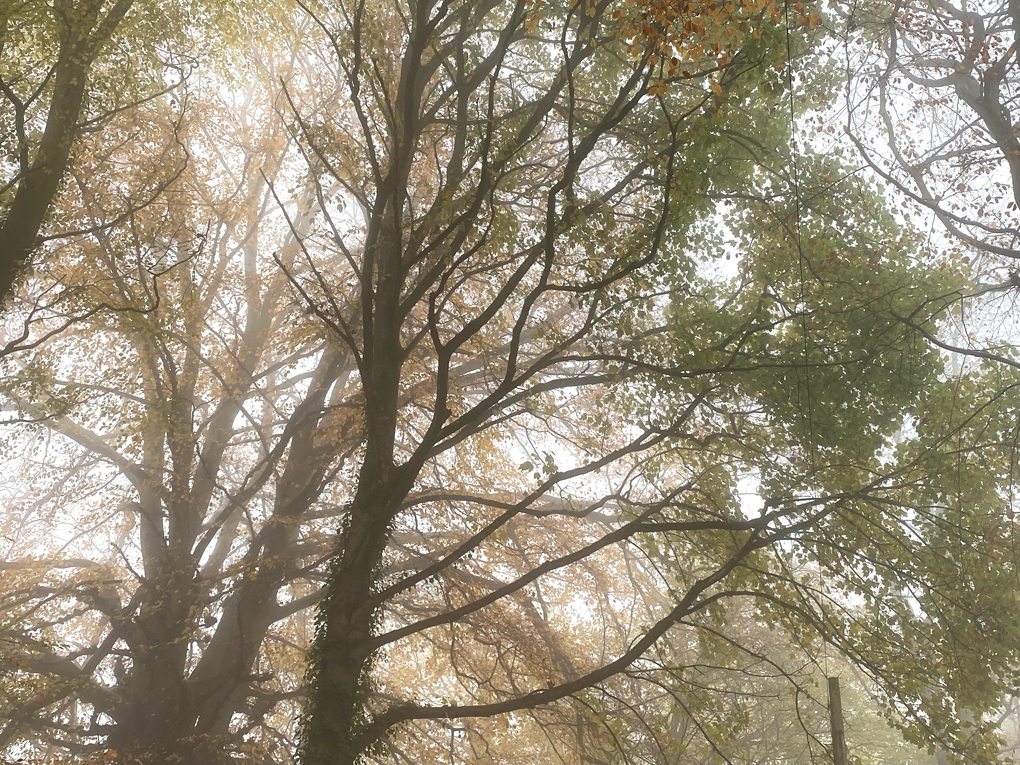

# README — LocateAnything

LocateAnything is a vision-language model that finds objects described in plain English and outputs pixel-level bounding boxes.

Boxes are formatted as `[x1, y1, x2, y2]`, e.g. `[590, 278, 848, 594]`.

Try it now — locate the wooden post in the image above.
[828, 676, 848, 765]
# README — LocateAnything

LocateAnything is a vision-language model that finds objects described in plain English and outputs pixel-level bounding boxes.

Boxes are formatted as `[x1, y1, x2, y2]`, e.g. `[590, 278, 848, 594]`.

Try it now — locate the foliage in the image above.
[0, 0, 1018, 763]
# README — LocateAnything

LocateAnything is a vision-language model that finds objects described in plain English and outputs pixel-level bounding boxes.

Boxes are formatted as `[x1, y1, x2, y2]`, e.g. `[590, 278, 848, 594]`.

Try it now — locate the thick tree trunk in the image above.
[0, 55, 87, 302]
[0, 0, 137, 305]
[106, 565, 196, 762]
[298, 468, 404, 765]
[300, 232, 410, 760]
[103, 347, 344, 762]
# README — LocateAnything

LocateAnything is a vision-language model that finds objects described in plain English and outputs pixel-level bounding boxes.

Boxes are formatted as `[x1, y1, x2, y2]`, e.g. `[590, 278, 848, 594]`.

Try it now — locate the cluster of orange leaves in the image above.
[607, 0, 823, 94]
[522, 0, 823, 93]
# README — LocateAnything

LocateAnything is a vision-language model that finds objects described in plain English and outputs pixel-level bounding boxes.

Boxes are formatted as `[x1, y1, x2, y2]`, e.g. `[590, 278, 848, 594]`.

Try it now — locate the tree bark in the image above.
[298, 474, 404, 764]
[0, 58, 87, 301]
[0, 0, 136, 304]
[299, 176, 413, 763]
[105, 563, 197, 761]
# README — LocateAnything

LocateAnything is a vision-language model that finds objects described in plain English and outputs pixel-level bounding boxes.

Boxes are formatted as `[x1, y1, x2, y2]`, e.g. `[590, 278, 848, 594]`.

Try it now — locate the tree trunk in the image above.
[0, 0, 137, 305]
[298, 468, 404, 764]
[0, 54, 87, 302]
[106, 564, 196, 762]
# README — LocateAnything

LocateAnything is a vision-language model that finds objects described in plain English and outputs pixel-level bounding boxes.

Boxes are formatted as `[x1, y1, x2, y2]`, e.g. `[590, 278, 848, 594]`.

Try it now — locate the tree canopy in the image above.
[2, 0, 1020, 764]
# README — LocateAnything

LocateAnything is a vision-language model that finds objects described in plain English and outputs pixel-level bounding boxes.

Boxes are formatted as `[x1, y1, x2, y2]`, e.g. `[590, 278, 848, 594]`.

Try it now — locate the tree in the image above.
[1, 0, 1018, 763]
[2, 0, 139, 301]
[0, 21, 335, 759]
[840, 1, 1020, 757]
[285, 0, 1019, 761]
[0, 0, 207, 376]
[845, 0, 1020, 271]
